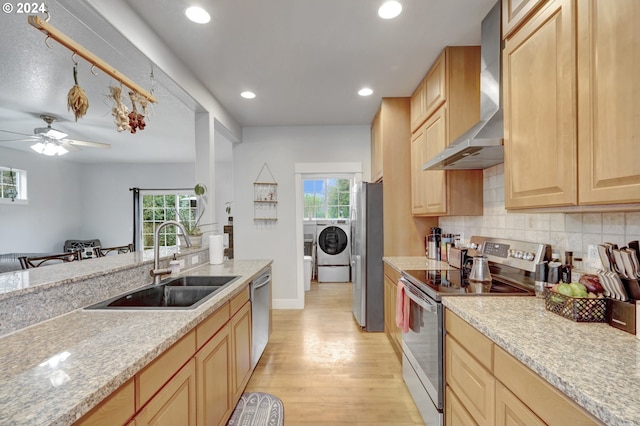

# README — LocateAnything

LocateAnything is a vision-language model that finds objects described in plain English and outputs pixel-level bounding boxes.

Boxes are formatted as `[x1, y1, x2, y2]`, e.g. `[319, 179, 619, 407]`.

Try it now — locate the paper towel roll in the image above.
[209, 234, 224, 265]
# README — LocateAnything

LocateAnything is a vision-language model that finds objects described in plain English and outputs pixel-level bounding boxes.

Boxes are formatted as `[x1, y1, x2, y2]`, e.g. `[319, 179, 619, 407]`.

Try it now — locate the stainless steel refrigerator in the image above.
[350, 181, 384, 331]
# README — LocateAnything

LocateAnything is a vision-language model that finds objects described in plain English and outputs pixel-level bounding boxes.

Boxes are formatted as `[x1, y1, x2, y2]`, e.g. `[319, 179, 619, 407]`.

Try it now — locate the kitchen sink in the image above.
[165, 275, 240, 287]
[85, 275, 240, 310]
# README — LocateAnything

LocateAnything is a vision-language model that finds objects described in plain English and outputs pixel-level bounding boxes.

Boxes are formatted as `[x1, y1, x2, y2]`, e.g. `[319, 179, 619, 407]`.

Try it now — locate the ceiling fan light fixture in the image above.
[35, 127, 67, 140]
[378, 1, 402, 19]
[31, 142, 68, 156]
[185, 6, 211, 24]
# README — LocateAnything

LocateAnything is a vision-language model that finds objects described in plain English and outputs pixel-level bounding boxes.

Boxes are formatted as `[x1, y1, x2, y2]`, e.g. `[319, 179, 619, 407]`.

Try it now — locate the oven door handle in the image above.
[400, 277, 437, 313]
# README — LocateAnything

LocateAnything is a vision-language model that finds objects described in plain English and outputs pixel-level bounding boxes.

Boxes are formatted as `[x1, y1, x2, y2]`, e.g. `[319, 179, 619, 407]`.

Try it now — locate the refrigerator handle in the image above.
[351, 255, 360, 283]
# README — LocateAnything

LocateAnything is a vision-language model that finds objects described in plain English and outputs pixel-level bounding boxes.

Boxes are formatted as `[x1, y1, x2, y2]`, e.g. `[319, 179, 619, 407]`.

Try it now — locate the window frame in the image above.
[0, 166, 28, 205]
[303, 176, 352, 220]
[139, 190, 197, 251]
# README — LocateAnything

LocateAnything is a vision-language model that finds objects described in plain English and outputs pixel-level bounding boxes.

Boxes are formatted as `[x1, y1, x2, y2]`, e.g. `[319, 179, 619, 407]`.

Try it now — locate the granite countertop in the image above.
[383, 256, 456, 273]
[0, 246, 192, 299]
[0, 259, 272, 426]
[444, 297, 640, 426]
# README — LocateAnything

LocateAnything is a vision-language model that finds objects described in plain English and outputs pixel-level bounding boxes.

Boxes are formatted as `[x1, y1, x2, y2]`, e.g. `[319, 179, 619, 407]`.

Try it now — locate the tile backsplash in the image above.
[439, 164, 640, 260]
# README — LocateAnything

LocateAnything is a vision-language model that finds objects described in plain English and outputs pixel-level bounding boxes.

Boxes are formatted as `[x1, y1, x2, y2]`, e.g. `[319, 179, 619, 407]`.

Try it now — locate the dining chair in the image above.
[96, 243, 135, 257]
[18, 251, 82, 269]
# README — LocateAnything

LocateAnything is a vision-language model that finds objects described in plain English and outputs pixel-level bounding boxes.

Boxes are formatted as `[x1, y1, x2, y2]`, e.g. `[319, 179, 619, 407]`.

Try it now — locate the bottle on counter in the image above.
[535, 261, 548, 298]
[561, 251, 573, 283]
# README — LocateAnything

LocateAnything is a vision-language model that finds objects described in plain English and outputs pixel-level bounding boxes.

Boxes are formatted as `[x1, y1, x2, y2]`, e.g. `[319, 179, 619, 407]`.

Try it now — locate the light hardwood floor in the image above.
[244, 281, 424, 425]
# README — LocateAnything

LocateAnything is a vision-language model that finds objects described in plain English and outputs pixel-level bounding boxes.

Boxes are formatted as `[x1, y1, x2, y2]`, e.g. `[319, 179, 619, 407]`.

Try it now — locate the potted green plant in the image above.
[176, 183, 214, 247]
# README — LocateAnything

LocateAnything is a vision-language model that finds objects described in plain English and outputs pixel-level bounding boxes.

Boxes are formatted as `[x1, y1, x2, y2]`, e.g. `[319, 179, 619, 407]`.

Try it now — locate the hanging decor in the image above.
[67, 61, 89, 121]
[28, 14, 158, 104]
[253, 163, 278, 222]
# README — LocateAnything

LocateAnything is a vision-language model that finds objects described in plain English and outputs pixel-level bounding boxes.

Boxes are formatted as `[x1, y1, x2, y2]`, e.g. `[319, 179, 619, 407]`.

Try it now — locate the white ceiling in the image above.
[0, 0, 497, 164]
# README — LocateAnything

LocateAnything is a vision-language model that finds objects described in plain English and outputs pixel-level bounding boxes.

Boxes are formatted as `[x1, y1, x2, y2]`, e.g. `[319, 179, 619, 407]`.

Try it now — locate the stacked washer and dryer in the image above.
[315, 220, 351, 282]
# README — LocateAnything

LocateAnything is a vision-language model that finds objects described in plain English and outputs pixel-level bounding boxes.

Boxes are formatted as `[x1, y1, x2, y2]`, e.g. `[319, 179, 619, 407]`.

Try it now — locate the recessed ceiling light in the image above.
[185, 6, 211, 24]
[378, 1, 402, 19]
[241, 91, 256, 99]
[358, 88, 373, 97]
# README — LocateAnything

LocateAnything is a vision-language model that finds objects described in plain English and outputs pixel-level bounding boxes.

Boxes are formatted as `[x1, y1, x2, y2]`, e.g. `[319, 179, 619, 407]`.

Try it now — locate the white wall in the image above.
[0, 148, 82, 253]
[0, 146, 195, 253]
[233, 125, 370, 307]
[439, 164, 640, 260]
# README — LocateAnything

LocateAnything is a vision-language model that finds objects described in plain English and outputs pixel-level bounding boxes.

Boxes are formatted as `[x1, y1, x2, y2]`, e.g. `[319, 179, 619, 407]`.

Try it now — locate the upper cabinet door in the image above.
[577, 0, 640, 205]
[423, 52, 447, 123]
[503, 0, 549, 39]
[504, 0, 578, 209]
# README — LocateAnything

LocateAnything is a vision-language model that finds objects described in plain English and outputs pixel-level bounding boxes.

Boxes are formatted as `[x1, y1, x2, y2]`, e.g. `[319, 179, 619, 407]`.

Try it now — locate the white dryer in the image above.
[316, 221, 350, 282]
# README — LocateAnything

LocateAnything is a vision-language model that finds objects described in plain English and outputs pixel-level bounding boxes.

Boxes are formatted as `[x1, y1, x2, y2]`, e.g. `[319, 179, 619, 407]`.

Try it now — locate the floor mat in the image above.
[227, 392, 284, 426]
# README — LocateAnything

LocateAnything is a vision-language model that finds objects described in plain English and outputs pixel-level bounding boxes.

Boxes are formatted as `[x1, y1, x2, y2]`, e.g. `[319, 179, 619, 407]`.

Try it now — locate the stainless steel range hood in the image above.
[423, 1, 504, 171]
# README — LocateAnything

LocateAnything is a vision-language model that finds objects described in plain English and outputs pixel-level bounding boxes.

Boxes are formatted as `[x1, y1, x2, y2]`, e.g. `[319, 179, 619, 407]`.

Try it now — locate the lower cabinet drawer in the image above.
[136, 331, 196, 409]
[445, 335, 495, 426]
[495, 381, 544, 426]
[494, 345, 601, 425]
[445, 385, 477, 426]
[74, 379, 135, 426]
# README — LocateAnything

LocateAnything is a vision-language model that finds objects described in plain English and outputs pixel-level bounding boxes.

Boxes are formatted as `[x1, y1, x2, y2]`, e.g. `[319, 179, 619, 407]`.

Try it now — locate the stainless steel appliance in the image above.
[399, 236, 551, 425]
[350, 181, 384, 331]
[423, 1, 504, 171]
[251, 267, 271, 368]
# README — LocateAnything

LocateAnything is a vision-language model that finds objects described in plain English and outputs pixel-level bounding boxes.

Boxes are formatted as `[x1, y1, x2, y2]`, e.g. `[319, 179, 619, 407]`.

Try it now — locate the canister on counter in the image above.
[535, 261, 548, 297]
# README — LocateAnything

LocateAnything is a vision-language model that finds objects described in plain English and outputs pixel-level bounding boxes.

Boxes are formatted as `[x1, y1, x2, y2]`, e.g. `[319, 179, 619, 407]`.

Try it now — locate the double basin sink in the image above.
[86, 275, 240, 310]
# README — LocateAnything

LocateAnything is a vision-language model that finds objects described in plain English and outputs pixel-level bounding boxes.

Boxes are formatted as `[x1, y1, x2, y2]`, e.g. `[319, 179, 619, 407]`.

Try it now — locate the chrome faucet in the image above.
[150, 220, 192, 284]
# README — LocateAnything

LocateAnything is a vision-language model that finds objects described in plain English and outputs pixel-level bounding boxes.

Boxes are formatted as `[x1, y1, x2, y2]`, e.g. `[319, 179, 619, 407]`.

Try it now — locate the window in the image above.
[303, 178, 351, 219]
[0, 166, 27, 203]
[141, 193, 197, 250]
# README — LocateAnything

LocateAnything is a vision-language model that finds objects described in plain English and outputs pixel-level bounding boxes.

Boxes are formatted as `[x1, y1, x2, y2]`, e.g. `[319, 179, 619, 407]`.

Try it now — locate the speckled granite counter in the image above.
[383, 256, 456, 272]
[444, 297, 640, 426]
[0, 259, 272, 426]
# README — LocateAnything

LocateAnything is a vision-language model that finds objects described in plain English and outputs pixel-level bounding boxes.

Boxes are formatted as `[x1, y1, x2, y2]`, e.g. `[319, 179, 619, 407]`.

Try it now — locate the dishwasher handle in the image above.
[253, 272, 272, 289]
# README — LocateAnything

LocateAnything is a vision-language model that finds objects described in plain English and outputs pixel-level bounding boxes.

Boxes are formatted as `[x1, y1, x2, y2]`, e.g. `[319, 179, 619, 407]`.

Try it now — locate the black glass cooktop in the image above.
[402, 267, 534, 302]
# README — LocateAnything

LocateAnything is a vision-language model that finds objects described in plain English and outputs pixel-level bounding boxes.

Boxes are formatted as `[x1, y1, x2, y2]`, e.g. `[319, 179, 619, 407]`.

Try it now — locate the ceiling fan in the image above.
[0, 114, 111, 156]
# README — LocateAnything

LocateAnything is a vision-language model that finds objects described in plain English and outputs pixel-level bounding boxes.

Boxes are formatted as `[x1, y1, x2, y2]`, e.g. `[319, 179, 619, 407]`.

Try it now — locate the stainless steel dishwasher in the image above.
[251, 267, 271, 368]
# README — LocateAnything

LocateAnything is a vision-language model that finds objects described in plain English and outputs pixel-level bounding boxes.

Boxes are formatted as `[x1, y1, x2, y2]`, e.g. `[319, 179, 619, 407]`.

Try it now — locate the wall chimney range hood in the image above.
[423, 1, 504, 171]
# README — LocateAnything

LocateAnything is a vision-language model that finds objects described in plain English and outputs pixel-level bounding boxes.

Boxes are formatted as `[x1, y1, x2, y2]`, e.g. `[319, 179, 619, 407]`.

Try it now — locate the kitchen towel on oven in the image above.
[396, 280, 410, 333]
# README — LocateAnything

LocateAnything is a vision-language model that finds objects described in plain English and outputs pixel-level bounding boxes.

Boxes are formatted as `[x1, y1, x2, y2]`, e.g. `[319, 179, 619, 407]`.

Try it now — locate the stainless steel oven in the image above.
[400, 276, 444, 425]
[399, 236, 550, 425]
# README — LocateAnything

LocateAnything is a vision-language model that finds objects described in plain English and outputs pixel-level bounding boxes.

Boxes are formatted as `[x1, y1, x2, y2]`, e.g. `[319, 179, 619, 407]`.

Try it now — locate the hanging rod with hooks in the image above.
[28, 15, 158, 104]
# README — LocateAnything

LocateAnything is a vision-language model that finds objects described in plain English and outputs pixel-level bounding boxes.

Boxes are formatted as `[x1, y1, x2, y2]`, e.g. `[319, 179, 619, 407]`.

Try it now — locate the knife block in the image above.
[607, 298, 636, 335]
[622, 277, 640, 300]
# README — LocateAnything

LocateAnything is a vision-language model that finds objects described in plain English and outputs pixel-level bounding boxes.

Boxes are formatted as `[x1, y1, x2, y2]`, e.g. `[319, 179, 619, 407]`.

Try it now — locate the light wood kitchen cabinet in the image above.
[410, 46, 483, 217]
[412, 107, 483, 216]
[135, 359, 197, 426]
[196, 323, 232, 426]
[383, 263, 402, 360]
[445, 335, 495, 425]
[231, 299, 252, 402]
[504, 0, 640, 209]
[502, 0, 548, 39]
[75, 379, 135, 426]
[445, 385, 477, 426]
[495, 381, 544, 426]
[371, 109, 383, 182]
[410, 51, 446, 133]
[503, 0, 577, 209]
[493, 345, 601, 425]
[74, 285, 254, 426]
[375, 98, 438, 256]
[136, 331, 197, 409]
[577, 0, 640, 205]
[445, 309, 603, 426]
